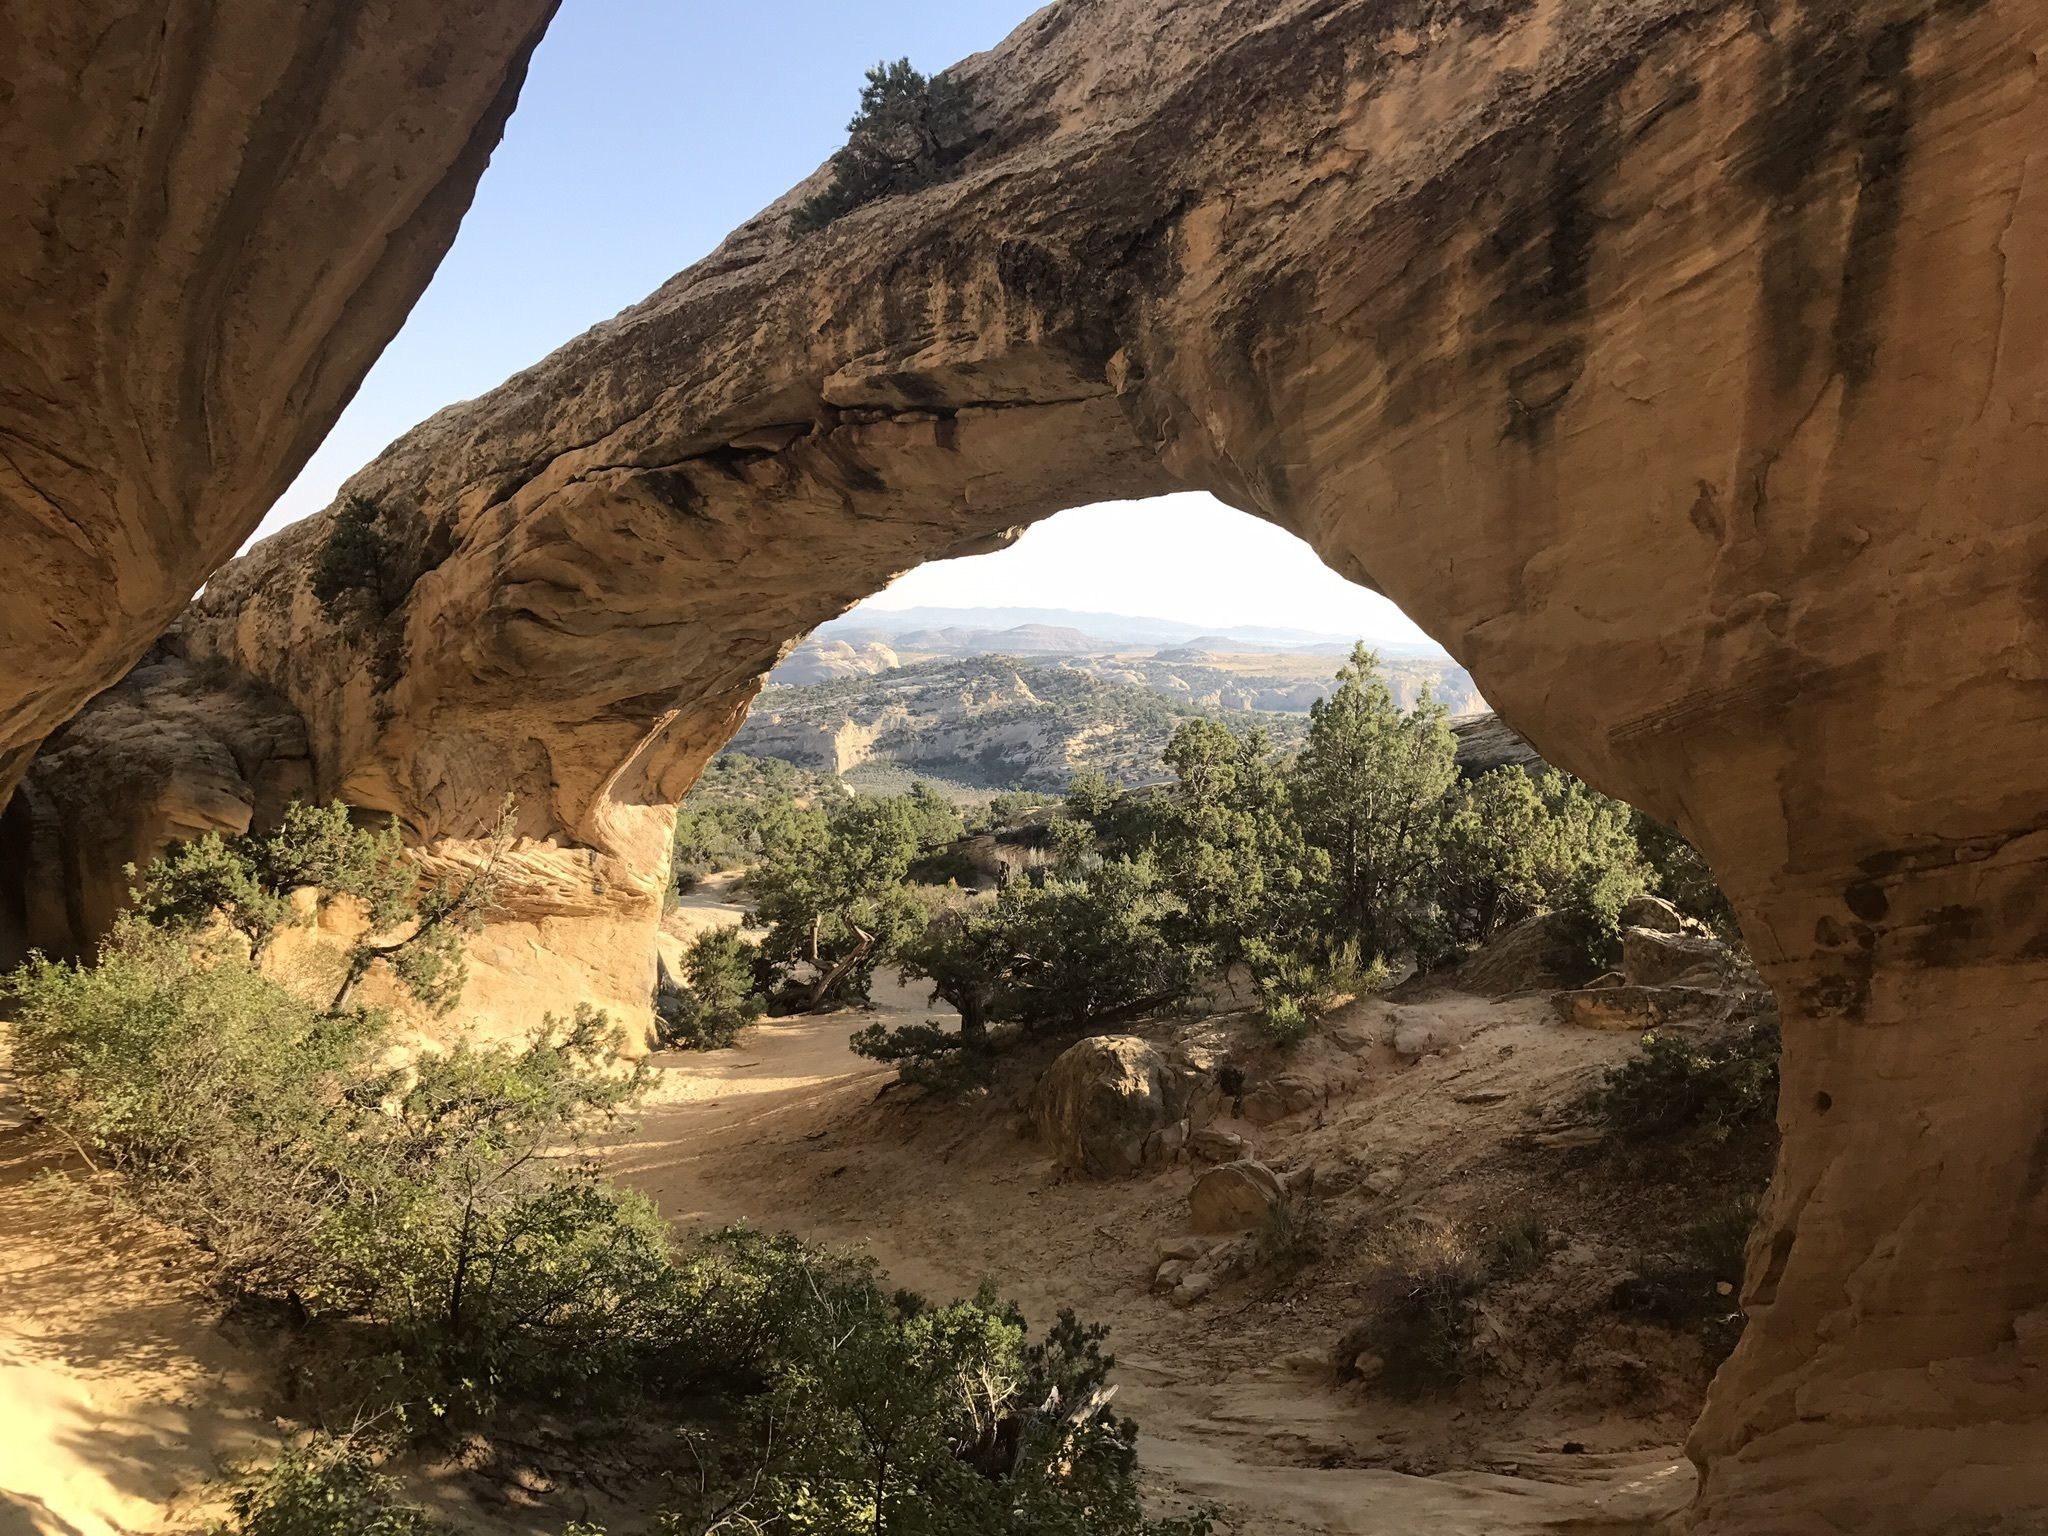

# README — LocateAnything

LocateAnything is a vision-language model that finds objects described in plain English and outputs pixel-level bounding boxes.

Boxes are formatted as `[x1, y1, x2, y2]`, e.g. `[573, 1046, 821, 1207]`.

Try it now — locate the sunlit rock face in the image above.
[13, 0, 2048, 1527]
[0, 0, 561, 807]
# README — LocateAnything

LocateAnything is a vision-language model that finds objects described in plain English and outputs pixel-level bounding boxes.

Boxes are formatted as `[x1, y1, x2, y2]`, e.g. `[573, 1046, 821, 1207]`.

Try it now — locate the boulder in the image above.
[1393, 1015, 1469, 1061]
[1240, 1072, 1323, 1124]
[1551, 985, 1721, 1032]
[1187, 1127, 1253, 1164]
[1622, 927, 1730, 989]
[1620, 894, 1689, 934]
[1189, 1160, 1286, 1233]
[1031, 1036, 1187, 1178]
[1446, 911, 1602, 996]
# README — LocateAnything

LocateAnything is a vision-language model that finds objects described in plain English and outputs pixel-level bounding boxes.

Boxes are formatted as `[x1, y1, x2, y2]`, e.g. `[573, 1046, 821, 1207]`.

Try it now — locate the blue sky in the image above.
[258, 1, 1429, 645]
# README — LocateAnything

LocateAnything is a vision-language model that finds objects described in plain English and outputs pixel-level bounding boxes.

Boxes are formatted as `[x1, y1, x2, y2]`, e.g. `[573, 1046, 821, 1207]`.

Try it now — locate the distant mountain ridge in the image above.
[821, 605, 1450, 657]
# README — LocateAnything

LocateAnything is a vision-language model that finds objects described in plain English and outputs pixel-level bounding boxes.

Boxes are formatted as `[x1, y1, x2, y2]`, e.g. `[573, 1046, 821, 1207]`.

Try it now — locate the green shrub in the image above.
[792, 59, 976, 233]
[1337, 1223, 1493, 1398]
[127, 797, 510, 1016]
[649, 1230, 1209, 1536]
[657, 927, 766, 1050]
[1588, 1020, 1780, 1142]
[310, 495, 395, 620]
[7, 920, 387, 1296]
[210, 1437, 451, 1536]
[850, 1019, 994, 1095]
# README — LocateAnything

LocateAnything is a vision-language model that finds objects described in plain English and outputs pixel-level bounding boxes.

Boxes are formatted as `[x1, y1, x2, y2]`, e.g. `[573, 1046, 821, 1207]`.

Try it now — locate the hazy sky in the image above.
[256, 1, 1426, 645]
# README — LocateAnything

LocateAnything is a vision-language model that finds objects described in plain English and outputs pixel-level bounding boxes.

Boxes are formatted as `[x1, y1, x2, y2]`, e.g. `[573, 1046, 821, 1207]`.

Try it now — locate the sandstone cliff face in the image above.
[17, 0, 2048, 1528]
[0, 0, 560, 807]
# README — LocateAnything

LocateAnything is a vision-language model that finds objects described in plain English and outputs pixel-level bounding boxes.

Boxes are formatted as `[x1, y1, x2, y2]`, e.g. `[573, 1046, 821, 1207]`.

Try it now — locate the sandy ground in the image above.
[0, 878, 1698, 1536]
[0, 1086, 269, 1536]
[612, 896, 1699, 1536]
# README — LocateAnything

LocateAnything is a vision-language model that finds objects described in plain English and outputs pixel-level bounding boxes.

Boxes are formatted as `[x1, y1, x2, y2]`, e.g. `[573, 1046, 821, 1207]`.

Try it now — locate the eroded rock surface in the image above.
[0, 0, 560, 806]
[15, 0, 2048, 1527]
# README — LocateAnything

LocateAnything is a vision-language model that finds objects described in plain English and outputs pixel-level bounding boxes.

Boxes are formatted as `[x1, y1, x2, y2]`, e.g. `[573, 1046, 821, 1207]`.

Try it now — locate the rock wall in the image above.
[0, 0, 561, 807]
[11, 0, 2048, 1529]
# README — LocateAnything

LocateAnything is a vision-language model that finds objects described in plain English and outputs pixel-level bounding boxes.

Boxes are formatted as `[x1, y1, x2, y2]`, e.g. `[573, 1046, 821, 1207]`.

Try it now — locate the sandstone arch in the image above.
[10, 0, 2048, 1529]
[0, 0, 560, 804]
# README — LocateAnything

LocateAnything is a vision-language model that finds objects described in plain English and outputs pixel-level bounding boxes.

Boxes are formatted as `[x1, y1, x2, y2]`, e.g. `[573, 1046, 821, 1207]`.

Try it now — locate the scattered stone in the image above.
[1187, 1126, 1253, 1164]
[1189, 1159, 1287, 1232]
[1030, 1035, 1189, 1177]
[1158, 1235, 1211, 1262]
[1153, 1259, 1188, 1292]
[1393, 1016, 1468, 1061]
[1171, 1272, 1218, 1307]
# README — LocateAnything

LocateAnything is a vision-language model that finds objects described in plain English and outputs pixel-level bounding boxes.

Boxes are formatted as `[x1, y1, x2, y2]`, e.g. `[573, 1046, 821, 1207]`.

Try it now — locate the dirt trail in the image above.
[0, 1092, 268, 1536]
[611, 900, 1696, 1536]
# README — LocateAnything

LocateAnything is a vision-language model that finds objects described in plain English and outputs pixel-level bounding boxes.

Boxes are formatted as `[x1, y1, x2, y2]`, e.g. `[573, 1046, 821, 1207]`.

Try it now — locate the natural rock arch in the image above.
[0, 0, 561, 803]
[9, 0, 2048, 1529]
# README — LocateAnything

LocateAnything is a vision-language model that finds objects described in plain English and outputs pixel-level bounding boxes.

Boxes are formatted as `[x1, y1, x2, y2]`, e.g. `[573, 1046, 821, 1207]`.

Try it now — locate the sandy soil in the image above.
[610, 897, 1701, 1536]
[0, 879, 1705, 1536]
[0, 1090, 269, 1536]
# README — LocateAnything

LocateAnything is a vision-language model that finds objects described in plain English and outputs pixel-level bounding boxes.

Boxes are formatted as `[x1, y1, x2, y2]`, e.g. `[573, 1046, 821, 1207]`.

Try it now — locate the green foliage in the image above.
[6, 919, 386, 1296]
[1586, 1020, 1780, 1142]
[649, 1231, 1209, 1536]
[311, 495, 395, 620]
[211, 1436, 452, 1536]
[1432, 769, 1652, 971]
[127, 797, 508, 1016]
[850, 1018, 994, 1095]
[1290, 645, 1460, 965]
[1632, 812, 1742, 940]
[670, 753, 850, 893]
[658, 927, 766, 1050]
[748, 788, 963, 1011]
[792, 59, 975, 233]
[313, 1008, 665, 1412]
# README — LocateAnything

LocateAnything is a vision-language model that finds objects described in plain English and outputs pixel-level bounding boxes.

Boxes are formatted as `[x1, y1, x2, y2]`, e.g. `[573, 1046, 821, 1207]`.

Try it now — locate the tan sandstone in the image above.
[7, 1, 2048, 1529]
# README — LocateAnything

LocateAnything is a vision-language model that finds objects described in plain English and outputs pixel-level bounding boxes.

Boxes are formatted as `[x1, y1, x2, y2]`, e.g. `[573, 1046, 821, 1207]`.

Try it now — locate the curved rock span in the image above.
[11, 0, 2048, 1529]
[0, 0, 560, 805]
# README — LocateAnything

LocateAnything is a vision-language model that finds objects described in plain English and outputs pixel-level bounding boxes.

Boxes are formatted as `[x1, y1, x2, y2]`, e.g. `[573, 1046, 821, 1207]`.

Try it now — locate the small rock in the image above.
[1153, 1259, 1188, 1292]
[1157, 1234, 1211, 1262]
[1363, 1165, 1405, 1197]
[1189, 1159, 1287, 1232]
[1187, 1126, 1253, 1164]
[1316, 1163, 1361, 1194]
[1172, 1272, 1218, 1307]
[1350, 1351, 1385, 1383]
[1393, 1017, 1468, 1060]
